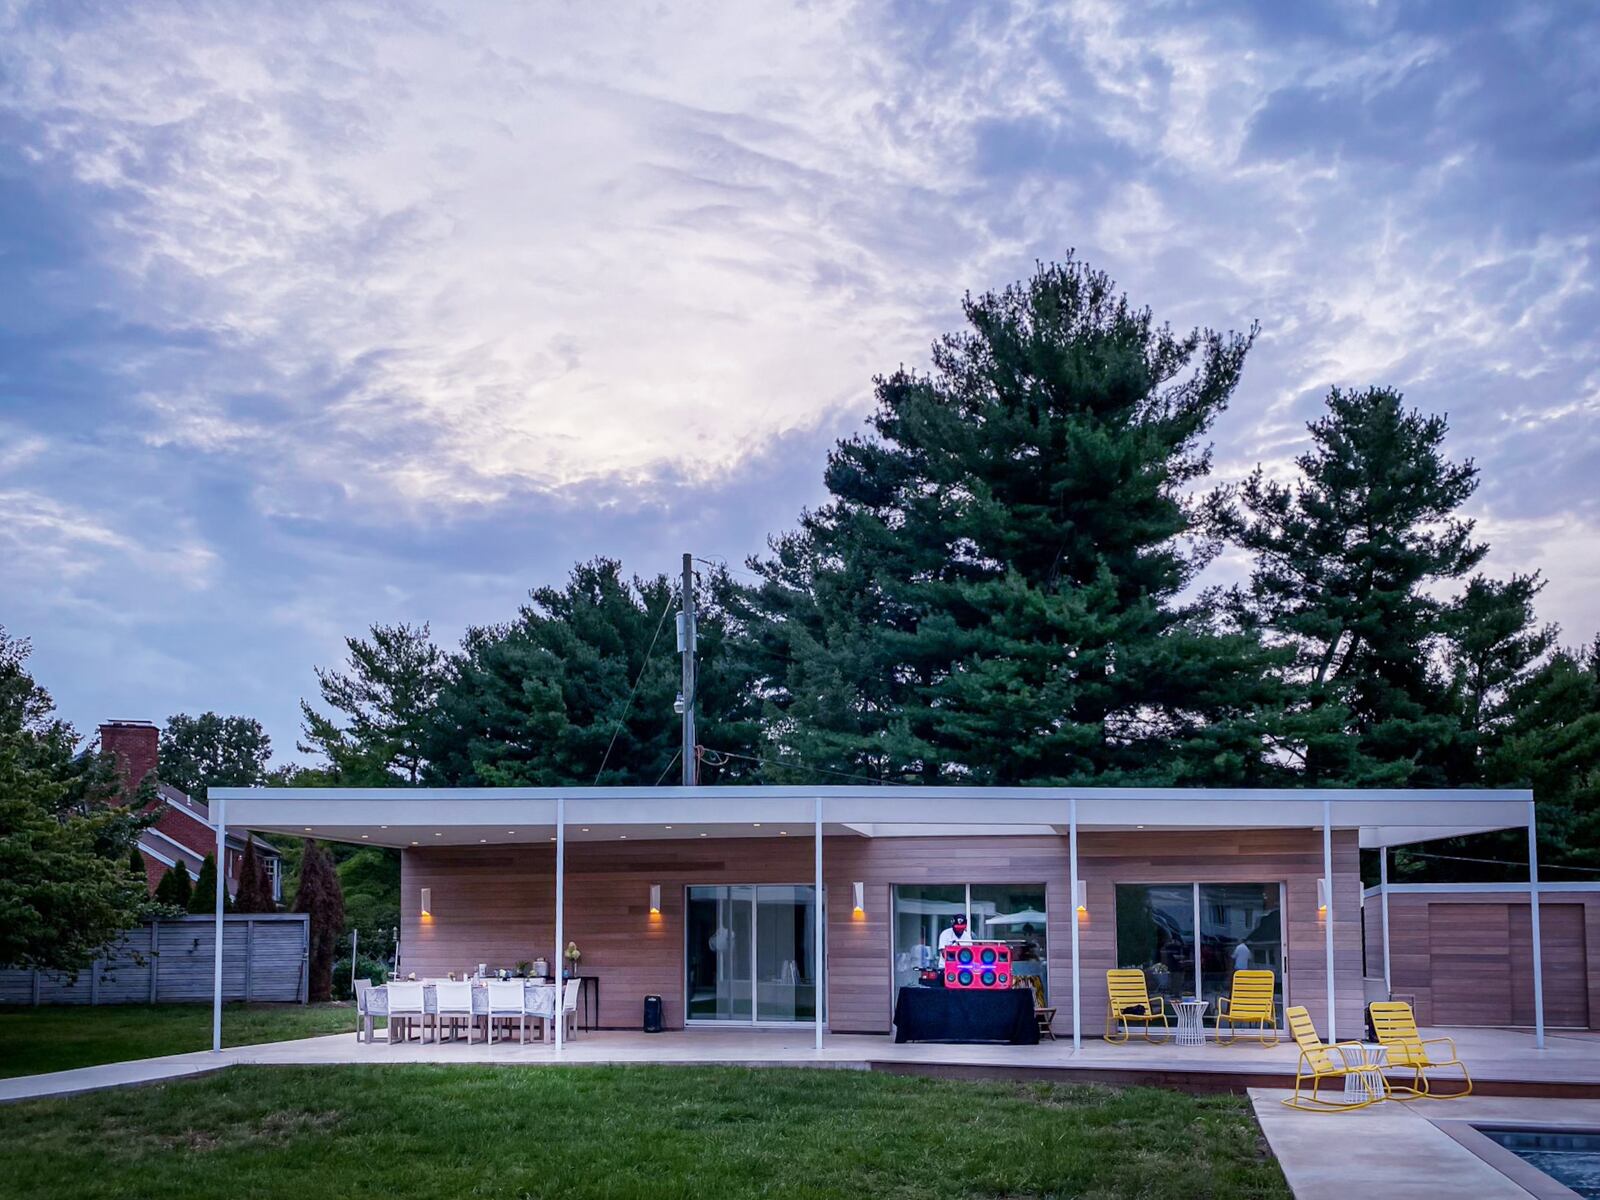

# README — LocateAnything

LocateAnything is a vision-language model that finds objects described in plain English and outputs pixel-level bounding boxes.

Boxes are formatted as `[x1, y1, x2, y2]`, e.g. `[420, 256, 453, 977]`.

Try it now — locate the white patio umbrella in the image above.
[982, 909, 1049, 926]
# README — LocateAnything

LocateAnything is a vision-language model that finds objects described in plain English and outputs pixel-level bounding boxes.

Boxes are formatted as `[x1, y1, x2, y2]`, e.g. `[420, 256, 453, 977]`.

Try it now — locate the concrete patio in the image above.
[7, 1022, 1600, 1105]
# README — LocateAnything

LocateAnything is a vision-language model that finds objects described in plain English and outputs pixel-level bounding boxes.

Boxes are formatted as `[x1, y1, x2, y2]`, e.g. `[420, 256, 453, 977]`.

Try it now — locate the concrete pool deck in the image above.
[1252, 1090, 1600, 1199]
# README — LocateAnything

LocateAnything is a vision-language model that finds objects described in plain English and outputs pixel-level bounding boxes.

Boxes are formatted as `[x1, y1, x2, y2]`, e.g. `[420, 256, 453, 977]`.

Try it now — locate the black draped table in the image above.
[892, 986, 1039, 1045]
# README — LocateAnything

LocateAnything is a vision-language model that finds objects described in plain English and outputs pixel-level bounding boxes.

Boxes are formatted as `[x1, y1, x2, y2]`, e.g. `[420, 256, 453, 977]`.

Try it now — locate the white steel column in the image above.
[1322, 799, 1336, 1039]
[1379, 847, 1392, 1000]
[814, 794, 824, 1051]
[211, 796, 227, 1053]
[555, 794, 565, 1054]
[1529, 799, 1545, 1050]
[1069, 796, 1081, 1053]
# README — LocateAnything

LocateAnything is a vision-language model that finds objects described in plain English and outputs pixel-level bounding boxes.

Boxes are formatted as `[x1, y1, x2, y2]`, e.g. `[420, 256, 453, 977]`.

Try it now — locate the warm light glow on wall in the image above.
[420, 887, 432, 918]
[852, 881, 865, 916]
[649, 883, 661, 915]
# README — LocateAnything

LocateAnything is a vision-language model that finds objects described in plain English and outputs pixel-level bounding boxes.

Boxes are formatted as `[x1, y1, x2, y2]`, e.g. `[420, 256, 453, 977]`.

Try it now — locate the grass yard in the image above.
[2, 1064, 1288, 1199]
[0, 1003, 357, 1078]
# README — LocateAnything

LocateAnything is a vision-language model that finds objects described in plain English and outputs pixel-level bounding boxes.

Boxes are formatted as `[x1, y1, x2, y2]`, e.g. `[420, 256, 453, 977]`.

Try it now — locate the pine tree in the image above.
[188, 853, 225, 914]
[156, 863, 193, 908]
[233, 837, 274, 913]
[425, 559, 761, 786]
[299, 623, 446, 785]
[294, 839, 345, 1002]
[128, 845, 147, 880]
[735, 256, 1273, 784]
[1214, 386, 1485, 784]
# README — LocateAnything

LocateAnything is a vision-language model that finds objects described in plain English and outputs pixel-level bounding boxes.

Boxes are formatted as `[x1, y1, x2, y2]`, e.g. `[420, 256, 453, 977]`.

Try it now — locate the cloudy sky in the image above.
[2, 0, 1596, 765]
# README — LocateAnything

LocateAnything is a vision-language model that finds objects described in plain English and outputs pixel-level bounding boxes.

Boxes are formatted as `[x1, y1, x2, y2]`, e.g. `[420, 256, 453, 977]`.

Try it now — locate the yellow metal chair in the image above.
[1369, 1001, 1473, 1099]
[1216, 970, 1280, 1045]
[1105, 969, 1171, 1044]
[1282, 1006, 1390, 1111]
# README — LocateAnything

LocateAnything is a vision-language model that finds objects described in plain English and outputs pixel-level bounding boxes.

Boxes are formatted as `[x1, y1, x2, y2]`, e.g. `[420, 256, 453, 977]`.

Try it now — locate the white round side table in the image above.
[1175, 998, 1210, 1046]
[1339, 1044, 1388, 1101]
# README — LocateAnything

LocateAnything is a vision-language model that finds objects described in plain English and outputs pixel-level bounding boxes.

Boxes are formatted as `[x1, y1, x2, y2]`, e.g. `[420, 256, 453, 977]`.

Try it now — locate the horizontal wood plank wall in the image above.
[403, 827, 1363, 1036]
[1380, 890, 1596, 1029]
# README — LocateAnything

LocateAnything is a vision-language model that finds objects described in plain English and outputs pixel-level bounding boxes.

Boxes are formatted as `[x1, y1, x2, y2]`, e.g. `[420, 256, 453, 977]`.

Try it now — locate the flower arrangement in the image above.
[564, 941, 582, 976]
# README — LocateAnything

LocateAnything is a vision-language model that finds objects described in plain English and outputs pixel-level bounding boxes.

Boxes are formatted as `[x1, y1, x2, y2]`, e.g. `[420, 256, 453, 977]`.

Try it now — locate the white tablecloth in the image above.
[366, 980, 557, 1018]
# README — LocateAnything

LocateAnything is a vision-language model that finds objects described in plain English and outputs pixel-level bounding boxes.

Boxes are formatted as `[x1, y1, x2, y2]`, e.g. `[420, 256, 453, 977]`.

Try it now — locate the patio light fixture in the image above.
[1073, 880, 1087, 913]
[852, 881, 865, 915]
[420, 887, 432, 917]
[649, 884, 661, 914]
[1317, 877, 1329, 914]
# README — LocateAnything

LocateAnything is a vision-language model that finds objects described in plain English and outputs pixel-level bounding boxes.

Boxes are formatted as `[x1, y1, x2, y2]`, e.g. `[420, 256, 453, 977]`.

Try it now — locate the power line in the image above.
[699, 746, 914, 787]
[653, 747, 682, 788]
[1395, 848, 1600, 878]
[592, 591, 676, 785]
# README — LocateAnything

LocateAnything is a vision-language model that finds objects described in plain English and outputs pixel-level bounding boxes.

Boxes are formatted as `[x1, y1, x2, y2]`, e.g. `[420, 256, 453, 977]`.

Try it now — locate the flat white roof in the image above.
[208, 785, 1533, 851]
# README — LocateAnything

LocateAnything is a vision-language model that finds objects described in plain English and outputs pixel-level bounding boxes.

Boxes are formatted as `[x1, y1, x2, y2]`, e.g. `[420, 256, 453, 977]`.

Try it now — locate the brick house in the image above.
[100, 720, 283, 904]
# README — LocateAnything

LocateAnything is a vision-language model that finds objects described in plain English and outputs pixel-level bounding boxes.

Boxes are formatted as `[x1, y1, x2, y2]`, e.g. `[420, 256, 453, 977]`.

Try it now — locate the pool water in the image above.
[1485, 1128, 1600, 1198]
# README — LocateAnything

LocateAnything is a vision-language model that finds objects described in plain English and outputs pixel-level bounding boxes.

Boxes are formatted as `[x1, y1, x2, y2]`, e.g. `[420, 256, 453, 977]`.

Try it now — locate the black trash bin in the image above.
[643, 994, 664, 1033]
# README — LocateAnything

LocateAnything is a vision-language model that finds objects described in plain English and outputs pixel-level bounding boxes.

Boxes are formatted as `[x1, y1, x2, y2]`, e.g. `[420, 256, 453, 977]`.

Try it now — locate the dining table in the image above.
[361, 979, 559, 1043]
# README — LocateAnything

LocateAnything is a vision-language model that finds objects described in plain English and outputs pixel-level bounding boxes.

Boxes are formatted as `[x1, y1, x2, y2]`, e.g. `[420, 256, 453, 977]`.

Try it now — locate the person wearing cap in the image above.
[937, 914, 973, 952]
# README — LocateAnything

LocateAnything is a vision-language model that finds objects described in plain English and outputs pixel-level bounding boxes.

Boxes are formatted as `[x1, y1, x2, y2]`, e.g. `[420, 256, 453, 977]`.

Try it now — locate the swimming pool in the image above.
[1482, 1128, 1600, 1198]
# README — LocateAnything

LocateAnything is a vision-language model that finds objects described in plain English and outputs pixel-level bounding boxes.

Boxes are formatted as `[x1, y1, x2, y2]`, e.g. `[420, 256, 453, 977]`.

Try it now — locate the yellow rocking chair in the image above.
[1216, 970, 1280, 1045]
[1105, 969, 1171, 1044]
[1282, 1006, 1390, 1111]
[1369, 1001, 1473, 1099]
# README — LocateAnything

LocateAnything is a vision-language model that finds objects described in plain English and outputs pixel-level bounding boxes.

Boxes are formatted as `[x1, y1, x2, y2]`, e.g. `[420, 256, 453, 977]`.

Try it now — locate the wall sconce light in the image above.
[649, 883, 661, 914]
[1317, 877, 1329, 914]
[420, 887, 432, 917]
[852, 881, 865, 915]
[1073, 880, 1087, 913]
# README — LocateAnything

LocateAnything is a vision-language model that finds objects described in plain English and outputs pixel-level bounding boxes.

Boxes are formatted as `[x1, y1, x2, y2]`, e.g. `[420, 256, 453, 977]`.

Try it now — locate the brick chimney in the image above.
[99, 720, 160, 806]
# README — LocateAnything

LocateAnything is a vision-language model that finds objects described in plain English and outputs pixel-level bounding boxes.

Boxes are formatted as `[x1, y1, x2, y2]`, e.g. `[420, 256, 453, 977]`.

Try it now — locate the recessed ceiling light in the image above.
[664, 825, 672, 830]
[780, 831, 789, 836]
[380, 825, 388, 829]
[582, 827, 590, 832]
[411, 841, 419, 846]
[361, 834, 369, 839]
[303, 827, 312, 832]
[434, 833, 442, 837]
[753, 823, 762, 828]
[619, 834, 628, 839]
[549, 836, 556, 842]
[479, 839, 487, 844]
[699, 832, 707, 837]
[507, 830, 516, 835]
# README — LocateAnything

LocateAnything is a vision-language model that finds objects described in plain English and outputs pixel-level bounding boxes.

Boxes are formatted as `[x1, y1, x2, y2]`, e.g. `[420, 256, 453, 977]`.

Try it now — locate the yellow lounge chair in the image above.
[1282, 1006, 1390, 1111]
[1369, 1001, 1473, 1099]
[1105, 969, 1171, 1044]
[1216, 970, 1280, 1045]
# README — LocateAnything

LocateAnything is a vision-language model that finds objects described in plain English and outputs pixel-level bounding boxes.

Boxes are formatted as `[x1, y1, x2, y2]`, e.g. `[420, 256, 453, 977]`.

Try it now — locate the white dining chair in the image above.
[486, 979, 529, 1044]
[386, 981, 426, 1045]
[562, 978, 581, 1040]
[435, 980, 477, 1043]
[354, 978, 373, 1042]
[528, 982, 557, 1042]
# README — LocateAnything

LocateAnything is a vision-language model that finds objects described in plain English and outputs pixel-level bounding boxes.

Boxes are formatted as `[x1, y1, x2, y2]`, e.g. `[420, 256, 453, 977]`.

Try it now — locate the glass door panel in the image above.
[754, 885, 818, 1022]
[686, 885, 753, 1021]
[891, 885, 967, 994]
[971, 884, 1049, 1000]
[1114, 884, 1196, 1009]
[1199, 883, 1283, 1013]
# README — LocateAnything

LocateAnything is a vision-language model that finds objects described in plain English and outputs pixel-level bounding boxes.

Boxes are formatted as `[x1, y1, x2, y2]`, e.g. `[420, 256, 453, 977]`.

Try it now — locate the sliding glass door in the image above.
[685, 884, 820, 1024]
[1115, 882, 1285, 1025]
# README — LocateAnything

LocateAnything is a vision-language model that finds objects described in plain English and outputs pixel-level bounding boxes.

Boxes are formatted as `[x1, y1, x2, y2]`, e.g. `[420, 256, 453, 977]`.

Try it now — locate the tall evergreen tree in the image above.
[735, 256, 1273, 784]
[1213, 386, 1485, 784]
[155, 863, 193, 908]
[128, 845, 147, 879]
[160, 712, 272, 796]
[294, 839, 346, 1002]
[188, 852, 226, 914]
[425, 559, 760, 786]
[300, 623, 446, 784]
[233, 837, 274, 913]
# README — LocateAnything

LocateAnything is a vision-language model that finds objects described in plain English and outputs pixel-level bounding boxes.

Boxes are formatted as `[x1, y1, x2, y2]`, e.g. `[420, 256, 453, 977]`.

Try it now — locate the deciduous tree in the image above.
[159, 712, 272, 796]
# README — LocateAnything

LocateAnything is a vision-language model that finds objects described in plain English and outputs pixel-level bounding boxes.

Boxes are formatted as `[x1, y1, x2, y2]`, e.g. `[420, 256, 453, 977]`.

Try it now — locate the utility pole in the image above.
[678, 552, 697, 786]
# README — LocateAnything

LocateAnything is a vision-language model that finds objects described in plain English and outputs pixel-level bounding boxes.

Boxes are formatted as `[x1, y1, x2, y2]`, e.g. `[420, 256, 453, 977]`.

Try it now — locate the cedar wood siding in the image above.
[400, 827, 1365, 1038]
[1363, 889, 1596, 1029]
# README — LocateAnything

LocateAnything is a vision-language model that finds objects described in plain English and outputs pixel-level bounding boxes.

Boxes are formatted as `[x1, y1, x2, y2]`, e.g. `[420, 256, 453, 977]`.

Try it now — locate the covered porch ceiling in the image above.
[209, 785, 1533, 851]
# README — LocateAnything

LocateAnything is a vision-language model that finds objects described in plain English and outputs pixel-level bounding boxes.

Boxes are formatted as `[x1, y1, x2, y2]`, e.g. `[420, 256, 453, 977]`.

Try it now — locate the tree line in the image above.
[5, 255, 1597, 981]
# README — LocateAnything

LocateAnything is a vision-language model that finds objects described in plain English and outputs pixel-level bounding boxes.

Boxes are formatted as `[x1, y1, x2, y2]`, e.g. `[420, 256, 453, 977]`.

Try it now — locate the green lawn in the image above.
[0, 1003, 357, 1078]
[2, 1064, 1287, 1199]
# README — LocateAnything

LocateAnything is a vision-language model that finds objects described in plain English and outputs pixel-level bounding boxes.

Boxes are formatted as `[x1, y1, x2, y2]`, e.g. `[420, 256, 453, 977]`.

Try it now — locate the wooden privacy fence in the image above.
[0, 914, 309, 1005]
